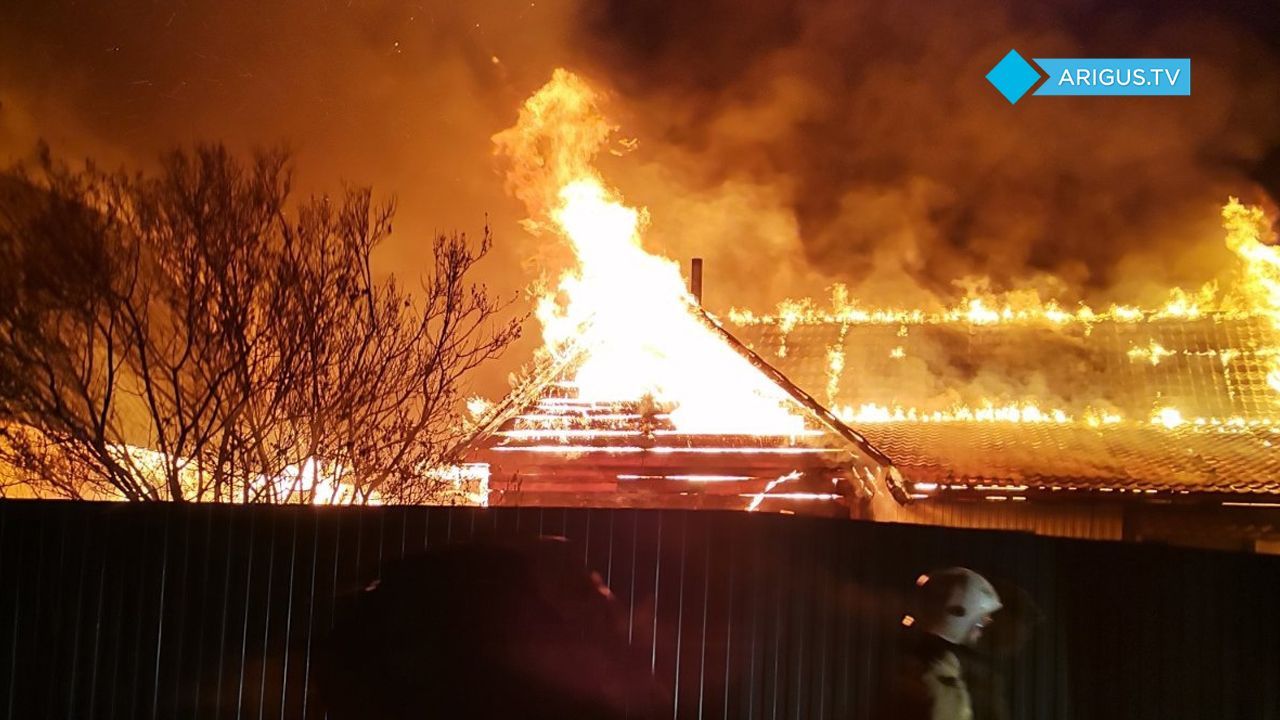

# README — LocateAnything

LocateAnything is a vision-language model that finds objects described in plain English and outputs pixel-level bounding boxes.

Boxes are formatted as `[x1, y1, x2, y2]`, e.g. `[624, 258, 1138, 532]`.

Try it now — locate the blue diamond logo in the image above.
[986, 50, 1042, 104]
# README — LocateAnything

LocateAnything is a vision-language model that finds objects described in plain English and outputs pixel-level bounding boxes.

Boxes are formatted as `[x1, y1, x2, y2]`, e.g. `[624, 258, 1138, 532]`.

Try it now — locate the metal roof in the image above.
[733, 313, 1280, 499]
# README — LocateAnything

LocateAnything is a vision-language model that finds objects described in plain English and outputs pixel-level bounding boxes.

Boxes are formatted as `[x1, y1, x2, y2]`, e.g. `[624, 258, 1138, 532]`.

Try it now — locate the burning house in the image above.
[721, 200, 1280, 551]
[730, 303, 1280, 551]
[463, 70, 901, 516]
[463, 302, 899, 515]
[466, 273, 1280, 551]
[461, 70, 1280, 553]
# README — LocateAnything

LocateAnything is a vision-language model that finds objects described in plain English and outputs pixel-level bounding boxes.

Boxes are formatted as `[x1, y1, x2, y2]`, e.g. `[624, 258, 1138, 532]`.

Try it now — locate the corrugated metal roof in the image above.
[733, 314, 1280, 497]
[862, 422, 1278, 495]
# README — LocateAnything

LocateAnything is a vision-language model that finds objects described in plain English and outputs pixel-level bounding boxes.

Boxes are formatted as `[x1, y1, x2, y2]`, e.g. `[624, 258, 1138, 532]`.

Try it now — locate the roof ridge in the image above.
[690, 304, 907, 501]
[459, 301, 909, 503]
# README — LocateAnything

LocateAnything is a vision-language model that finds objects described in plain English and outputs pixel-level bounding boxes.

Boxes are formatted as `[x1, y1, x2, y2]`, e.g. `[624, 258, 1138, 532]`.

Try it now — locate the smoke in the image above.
[0, 0, 583, 395]
[569, 0, 1280, 308]
[2, 0, 1279, 398]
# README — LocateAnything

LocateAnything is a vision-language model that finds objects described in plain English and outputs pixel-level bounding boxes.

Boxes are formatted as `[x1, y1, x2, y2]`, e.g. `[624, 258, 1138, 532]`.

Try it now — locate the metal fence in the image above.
[0, 501, 1277, 719]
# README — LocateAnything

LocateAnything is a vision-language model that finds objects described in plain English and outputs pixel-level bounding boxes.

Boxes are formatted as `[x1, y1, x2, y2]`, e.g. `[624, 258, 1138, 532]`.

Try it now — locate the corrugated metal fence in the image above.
[0, 501, 1277, 719]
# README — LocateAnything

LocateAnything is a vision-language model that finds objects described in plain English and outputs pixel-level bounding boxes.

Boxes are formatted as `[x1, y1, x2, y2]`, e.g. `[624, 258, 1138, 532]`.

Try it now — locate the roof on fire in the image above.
[460, 307, 907, 512]
[732, 313, 1280, 501]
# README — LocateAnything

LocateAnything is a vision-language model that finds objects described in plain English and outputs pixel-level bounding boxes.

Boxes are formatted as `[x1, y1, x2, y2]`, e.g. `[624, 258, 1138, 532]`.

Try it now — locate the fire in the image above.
[1222, 198, 1280, 392]
[100, 449, 488, 505]
[4, 430, 494, 504]
[494, 70, 806, 435]
[1153, 286, 1213, 320]
[1084, 409, 1124, 427]
[825, 344, 846, 405]
[728, 199, 1280, 410]
[833, 401, 1275, 429]
[837, 402, 1075, 424]
[1224, 198, 1280, 323]
[728, 220, 1274, 333]
[728, 285, 1251, 330]
[105, 444, 382, 504]
[745, 471, 803, 511]
[963, 298, 1001, 325]
[466, 396, 494, 420]
[1127, 341, 1174, 366]
[1152, 407, 1185, 430]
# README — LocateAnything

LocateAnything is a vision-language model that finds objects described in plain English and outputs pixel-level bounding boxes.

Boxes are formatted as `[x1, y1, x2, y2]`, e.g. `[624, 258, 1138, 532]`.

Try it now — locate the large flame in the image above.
[725, 201, 1280, 332]
[731, 198, 1280, 413]
[494, 70, 806, 435]
[729, 283, 1242, 330]
[1222, 198, 1280, 392]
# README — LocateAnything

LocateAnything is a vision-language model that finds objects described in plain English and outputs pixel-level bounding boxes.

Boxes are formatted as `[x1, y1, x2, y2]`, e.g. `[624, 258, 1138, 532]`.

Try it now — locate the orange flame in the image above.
[494, 70, 806, 435]
[730, 199, 1280, 408]
[1222, 198, 1280, 392]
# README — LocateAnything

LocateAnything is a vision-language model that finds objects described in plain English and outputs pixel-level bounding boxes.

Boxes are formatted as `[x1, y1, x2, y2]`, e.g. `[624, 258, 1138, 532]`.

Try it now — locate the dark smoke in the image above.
[572, 0, 1280, 306]
[3, 0, 1279, 395]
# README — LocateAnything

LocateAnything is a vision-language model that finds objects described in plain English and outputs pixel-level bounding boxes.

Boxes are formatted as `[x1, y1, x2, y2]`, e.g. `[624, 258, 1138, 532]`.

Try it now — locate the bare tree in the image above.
[0, 144, 519, 503]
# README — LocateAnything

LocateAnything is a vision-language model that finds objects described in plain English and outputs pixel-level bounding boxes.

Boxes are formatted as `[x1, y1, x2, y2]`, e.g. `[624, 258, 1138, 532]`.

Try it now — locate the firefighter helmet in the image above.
[913, 567, 1002, 646]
